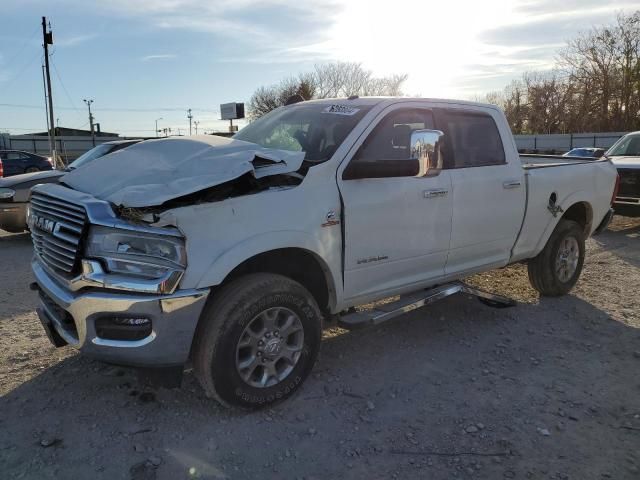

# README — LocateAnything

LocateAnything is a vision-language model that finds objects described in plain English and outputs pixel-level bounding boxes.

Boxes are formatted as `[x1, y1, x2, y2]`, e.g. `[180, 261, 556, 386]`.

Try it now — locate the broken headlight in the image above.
[86, 226, 186, 279]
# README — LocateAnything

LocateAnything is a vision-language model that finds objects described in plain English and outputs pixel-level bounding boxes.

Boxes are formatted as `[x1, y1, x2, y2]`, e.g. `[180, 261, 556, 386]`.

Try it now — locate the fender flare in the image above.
[195, 230, 341, 306]
[532, 190, 593, 256]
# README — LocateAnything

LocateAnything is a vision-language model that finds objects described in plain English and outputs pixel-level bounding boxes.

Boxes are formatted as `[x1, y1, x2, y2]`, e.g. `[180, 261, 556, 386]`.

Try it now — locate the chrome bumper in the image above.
[32, 258, 209, 367]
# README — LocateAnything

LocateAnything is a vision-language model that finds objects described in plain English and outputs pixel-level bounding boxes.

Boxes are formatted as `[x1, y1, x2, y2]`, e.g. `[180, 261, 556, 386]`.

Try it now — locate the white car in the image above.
[606, 131, 640, 216]
[29, 97, 618, 407]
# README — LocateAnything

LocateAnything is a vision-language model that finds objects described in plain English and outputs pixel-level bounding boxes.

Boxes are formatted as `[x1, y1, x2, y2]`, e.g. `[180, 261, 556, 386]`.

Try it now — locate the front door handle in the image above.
[502, 180, 522, 189]
[424, 189, 448, 198]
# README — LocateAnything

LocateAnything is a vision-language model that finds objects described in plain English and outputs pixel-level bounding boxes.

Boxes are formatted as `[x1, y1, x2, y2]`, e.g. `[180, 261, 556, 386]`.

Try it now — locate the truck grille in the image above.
[30, 191, 87, 273]
[617, 169, 640, 197]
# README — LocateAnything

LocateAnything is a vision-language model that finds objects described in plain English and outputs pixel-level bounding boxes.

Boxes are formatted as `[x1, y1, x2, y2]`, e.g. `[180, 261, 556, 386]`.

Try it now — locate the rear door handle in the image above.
[424, 189, 448, 198]
[502, 180, 522, 189]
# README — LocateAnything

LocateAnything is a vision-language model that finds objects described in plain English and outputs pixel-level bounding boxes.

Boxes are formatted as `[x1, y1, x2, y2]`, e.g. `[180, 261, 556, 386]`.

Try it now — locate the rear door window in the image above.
[439, 110, 505, 168]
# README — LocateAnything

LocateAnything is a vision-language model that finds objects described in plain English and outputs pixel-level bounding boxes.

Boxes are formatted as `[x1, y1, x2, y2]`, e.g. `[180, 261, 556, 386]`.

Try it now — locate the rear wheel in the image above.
[527, 219, 585, 296]
[25, 166, 39, 173]
[192, 273, 322, 408]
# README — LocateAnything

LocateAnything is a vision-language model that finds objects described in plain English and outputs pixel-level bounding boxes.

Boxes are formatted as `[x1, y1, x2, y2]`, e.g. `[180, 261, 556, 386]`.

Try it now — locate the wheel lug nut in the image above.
[257, 351, 262, 356]
[274, 331, 279, 337]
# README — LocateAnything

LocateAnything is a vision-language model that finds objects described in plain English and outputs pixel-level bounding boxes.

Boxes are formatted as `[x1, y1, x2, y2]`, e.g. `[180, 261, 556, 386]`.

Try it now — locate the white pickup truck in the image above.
[29, 97, 617, 408]
[606, 130, 640, 216]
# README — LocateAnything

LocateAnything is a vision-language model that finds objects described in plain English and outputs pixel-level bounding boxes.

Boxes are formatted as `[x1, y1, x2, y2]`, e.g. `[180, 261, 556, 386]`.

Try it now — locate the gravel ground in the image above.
[1, 217, 639, 480]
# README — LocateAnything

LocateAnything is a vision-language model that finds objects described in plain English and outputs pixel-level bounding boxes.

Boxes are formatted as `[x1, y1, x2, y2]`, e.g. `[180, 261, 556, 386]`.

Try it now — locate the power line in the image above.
[1, 50, 43, 91]
[51, 60, 82, 113]
[1, 25, 40, 71]
[0, 126, 232, 133]
[0, 103, 220, 114]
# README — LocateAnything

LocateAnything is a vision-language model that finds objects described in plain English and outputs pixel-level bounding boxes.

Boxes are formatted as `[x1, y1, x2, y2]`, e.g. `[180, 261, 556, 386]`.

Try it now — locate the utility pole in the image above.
[42, 17, 57, 167]
[194, 120, 199, 135]
[83, 99, 95, 145]
[155, 117, 163, 137]
[187, 108, 193, 135]
[41, 64, 52, 156]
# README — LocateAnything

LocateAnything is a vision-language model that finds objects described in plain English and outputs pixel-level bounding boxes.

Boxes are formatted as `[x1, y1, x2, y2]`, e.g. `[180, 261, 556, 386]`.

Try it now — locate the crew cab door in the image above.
[337, 106, 453, 301]
[436, 108, 526, 274]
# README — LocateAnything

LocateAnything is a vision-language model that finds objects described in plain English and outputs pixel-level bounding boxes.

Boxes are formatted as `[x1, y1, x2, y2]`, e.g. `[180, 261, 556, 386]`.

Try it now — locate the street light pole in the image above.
[187, 108, 193, 135]
[194, 120, 199, 135]
[155, 117, 163, 137]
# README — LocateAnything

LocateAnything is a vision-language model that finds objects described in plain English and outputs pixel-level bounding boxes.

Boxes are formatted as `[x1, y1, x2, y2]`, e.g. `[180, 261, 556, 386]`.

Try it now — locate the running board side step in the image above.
[337, 281, 516, 330]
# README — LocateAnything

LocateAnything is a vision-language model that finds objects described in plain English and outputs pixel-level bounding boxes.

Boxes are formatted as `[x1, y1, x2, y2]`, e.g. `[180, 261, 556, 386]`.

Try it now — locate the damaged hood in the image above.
[62, 135, 305, 208]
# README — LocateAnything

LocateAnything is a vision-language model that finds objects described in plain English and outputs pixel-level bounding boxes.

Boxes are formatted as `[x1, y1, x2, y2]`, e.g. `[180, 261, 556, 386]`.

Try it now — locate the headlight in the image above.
[0, 188, 15, 200]
[86, 226, 186, 278]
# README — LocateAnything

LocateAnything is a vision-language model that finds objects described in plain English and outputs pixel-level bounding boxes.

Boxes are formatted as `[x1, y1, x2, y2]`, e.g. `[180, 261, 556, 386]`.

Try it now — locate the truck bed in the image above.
[520, 154, 608, 169]
[510, 154, 616, 263]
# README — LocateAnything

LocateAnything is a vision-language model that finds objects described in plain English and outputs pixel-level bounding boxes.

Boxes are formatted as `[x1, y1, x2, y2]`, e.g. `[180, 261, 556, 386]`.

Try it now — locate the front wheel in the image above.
[192, 273, 322, 408]
[527, 219, 585, 296]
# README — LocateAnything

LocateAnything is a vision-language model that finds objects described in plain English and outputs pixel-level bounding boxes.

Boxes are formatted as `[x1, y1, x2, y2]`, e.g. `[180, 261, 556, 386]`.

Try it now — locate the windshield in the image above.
[607, 134, 640, 156]
[234, 103, 372, 162]
[67, 143, 114, 170]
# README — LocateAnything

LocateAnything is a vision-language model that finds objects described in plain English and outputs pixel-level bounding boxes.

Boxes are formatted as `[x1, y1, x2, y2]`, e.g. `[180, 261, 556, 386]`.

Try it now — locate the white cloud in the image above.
[62, 0, 639, 96]
[141, 54, 177, 61]
[55, 33, 97, 47]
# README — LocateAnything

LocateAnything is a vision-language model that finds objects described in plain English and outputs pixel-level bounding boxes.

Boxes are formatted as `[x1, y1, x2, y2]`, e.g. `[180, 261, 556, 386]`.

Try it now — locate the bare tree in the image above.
[483, 10, 640, 134]
[248, 61, 408, 118]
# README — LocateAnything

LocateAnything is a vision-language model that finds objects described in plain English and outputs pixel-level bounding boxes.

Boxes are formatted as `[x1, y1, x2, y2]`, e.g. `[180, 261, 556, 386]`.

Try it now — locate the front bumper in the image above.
[0, 202, 28, 232]
[32, 258, 209, 367]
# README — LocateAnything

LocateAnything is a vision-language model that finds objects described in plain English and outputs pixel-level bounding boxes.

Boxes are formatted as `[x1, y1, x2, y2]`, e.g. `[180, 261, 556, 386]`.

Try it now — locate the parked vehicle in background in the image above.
[28, 98, 617, 408]
[0, 140, 140, 232]
[605, 131, 640, 217]
[563, 147, 605, 158]
[0, 150, 53, 178]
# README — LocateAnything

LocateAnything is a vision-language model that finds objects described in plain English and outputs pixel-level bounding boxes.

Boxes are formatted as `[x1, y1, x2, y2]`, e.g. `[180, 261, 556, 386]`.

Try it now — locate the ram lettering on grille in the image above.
[29, 192, 87, 273]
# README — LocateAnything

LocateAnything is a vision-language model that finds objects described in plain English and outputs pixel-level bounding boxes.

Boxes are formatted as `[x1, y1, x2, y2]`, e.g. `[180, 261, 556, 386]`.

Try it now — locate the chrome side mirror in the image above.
[410, 129, 444, 177]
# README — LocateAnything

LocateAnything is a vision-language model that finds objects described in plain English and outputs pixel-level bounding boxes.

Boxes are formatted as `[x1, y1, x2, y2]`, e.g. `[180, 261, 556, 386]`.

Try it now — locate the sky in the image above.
[1, 0, 638, 137]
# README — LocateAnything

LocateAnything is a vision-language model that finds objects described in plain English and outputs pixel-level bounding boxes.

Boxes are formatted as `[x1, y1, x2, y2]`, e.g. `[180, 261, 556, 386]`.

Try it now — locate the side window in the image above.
[354, 109, 435, 162]
[6, 152, 24, 160]
[441, 111, 505, 168]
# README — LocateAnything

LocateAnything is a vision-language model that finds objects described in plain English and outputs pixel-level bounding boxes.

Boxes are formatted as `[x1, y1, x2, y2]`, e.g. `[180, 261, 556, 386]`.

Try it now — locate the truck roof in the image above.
[301, 96, 500, 111]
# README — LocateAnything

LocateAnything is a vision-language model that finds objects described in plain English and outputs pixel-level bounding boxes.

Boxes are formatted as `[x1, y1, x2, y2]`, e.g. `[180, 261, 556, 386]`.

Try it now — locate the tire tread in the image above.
[527, 219, 585, 297]
[192, 273, 321, 408]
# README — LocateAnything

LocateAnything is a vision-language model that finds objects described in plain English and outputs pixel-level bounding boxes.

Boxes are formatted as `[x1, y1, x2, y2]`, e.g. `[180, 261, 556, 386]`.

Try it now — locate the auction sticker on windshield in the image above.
[322, 105, 360, 115]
